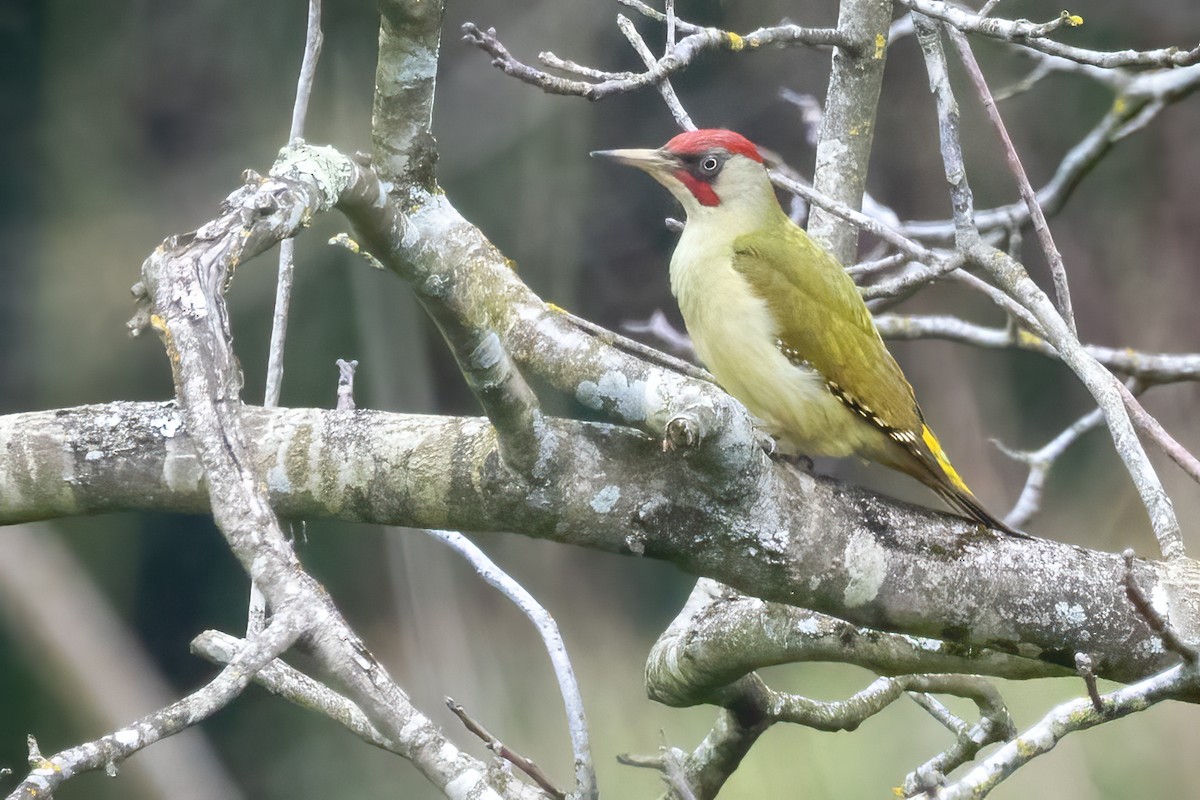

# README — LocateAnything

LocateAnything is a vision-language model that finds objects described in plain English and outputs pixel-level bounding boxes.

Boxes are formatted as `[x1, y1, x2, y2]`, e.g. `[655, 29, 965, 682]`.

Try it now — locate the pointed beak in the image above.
[590, 147, 676, 175]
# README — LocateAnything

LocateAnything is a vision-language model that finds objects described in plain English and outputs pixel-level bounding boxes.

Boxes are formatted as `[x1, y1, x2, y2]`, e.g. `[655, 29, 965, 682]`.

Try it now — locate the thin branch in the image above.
[905, 64, 1200, 240]
[7, 616, 300, 800]
[256, 0, 324, 637]
[997, 403, 1106, 529]
[898, 0, 1200, 68]
[428, 530, 596, 800]
[873, 313, 1200, 384]
[620, 309, 696, 363]
[946, 23, 1076, 333]
[264, 0, 324, 409]
[921, 621, 1200, 798]
[902, 688, 1012, 796]
[560, 307, 710, 382]
[617, 14, 694, 130]
[770, 170, 940, 263]
[447, 698, 566, 800]
[617, 0, 703, 37]
[914, 9, 1183, 558]
[192, 629, 396, 750]
[913, 14, 976, 235]
[967, 239, 1184, 559]
[1117, 381, 1200, 487]
[288, 0, 324, 142]
[461, 20, 853, 101]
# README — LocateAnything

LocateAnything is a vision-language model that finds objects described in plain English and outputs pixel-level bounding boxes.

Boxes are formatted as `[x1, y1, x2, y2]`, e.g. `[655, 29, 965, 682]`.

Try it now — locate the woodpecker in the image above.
[593, 129, 1019, 535]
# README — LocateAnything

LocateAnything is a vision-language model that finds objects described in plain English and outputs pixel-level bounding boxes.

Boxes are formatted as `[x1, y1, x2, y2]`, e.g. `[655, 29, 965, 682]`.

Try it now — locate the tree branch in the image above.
[806, 0, 893, 263]
[460, 18, 852, 102]
[4, 401, 1197, 688]
[898, 0, 1200, 68]
[7, 614, 301, 800]
[913, 10, 1185, 559]
[427, 530, 596, 800]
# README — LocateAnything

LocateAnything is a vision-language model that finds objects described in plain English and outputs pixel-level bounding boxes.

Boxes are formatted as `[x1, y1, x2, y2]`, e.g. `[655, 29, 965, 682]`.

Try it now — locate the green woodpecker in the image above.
[593, 129, 1018, 535]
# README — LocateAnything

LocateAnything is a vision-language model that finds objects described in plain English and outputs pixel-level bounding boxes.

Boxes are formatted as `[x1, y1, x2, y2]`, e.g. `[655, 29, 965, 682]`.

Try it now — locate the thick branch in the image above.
[373, 0, 445, 190]
[4, 401, 1199, 687]
[131, 139, 543, 799]
[646, 580, 1063, 714]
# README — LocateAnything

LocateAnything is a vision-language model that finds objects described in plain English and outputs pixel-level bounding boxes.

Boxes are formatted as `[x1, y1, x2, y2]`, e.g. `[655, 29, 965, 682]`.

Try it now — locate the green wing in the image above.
[730, 223, 923, 437]
[731, 223, 1024, 535]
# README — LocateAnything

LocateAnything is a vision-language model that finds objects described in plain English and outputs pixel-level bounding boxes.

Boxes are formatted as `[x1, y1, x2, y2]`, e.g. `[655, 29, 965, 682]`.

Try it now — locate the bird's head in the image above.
[592, 129, 775, 220]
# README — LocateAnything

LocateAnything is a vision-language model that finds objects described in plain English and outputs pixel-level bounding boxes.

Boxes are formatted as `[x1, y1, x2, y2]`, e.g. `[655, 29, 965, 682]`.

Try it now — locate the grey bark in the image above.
[2, 400, 1194, 688]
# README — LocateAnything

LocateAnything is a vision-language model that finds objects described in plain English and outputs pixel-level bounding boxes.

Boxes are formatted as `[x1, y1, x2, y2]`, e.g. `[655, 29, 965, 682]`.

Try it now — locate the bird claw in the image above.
[755, 431, 778, 457]
[770, 449, 815, 474]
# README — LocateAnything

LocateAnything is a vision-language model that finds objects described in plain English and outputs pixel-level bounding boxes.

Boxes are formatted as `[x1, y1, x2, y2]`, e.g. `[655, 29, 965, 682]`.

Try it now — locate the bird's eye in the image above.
[700, 156, 720, 173]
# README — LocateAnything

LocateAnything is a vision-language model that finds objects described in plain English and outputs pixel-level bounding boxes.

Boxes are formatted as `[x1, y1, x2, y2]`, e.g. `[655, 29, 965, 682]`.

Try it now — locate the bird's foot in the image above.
[771, 450, 816, 474]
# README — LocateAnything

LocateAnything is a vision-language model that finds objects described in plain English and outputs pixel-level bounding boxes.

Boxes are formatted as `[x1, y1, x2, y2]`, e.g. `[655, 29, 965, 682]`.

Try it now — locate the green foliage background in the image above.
[1, 0, 1199, 797]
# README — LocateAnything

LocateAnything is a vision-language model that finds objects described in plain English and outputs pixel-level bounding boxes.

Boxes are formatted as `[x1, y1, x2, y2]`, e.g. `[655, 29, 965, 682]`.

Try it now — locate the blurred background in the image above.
[2, 0, 1199, 797]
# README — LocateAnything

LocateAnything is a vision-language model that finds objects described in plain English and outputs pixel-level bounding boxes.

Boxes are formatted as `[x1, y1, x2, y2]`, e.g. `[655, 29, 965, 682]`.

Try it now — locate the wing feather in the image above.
[730, 225, 923, 437]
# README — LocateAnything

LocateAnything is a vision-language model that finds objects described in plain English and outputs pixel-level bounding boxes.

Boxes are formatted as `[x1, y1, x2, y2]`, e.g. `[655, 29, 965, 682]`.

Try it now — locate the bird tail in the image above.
[904, 424, 1030, 540]
[933, 483, 1030, 540]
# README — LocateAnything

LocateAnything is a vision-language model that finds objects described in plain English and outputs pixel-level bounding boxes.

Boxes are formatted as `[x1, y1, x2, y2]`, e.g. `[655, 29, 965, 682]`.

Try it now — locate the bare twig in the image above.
[461, 20, 853, 101]
[898, 0, 1200, 68]
[428, 530, 596, 800]
[8, 616, 300, 800]
[874, 313, 1200, 384]
[264, 0, 325, 409]
[618, 739, 698, 800]
[561, 306, 711, 382]
[914, 8, 1183, 558]
[620, 309, 696, 362]
[916, 659, 1200, 798]
[902, 688, 1010, 796]
[192, 629, 399, 752]
[946, 23, 1075, 333]
[1117, 381, 1200, 487]
[996, 404, 1106, 529]
[905, 65, 1200, 239]
[617, 14, 694, 130]
[447, 698, 567, 800]
[1074, 653, 1104, 713]
[256, 0, 324, 637]
[778, 88, 824, 148]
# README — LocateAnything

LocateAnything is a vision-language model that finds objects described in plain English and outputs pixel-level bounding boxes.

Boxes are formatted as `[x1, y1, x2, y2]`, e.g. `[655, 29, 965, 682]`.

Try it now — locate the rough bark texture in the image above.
[2, 401, 1192, 688]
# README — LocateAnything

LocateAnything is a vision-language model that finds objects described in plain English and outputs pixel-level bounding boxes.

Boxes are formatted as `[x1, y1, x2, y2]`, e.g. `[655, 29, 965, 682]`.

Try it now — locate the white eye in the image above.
[700, 155, 720, 173]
